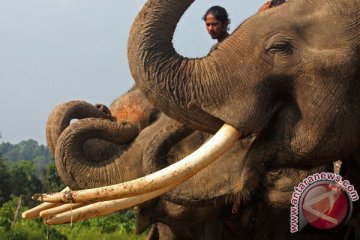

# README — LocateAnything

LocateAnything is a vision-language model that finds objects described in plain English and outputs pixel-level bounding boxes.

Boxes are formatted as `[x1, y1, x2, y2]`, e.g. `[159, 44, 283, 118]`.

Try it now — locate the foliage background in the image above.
[0, 140, 146, 239]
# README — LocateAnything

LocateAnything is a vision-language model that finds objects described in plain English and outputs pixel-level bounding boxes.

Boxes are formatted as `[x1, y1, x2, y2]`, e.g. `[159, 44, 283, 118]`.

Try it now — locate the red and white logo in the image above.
[301, 182, 350, 229]
[290, 173, 358, 233]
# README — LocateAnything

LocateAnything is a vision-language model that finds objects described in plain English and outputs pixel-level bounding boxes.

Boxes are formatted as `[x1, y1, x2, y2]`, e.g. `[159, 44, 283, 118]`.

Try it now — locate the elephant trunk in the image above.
[55, 118, 141, 190]
[46, 101, 113, 156]
[128, 0, 224, 133]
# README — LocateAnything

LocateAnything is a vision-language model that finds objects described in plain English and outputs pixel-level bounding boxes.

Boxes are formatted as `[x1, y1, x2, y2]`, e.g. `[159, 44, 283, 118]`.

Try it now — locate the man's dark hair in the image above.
[202, 6, 230, 23]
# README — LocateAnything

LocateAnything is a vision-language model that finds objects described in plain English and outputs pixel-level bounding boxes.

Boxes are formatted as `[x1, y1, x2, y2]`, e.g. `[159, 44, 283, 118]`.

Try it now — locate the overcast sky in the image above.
[0, 0, 263, 145]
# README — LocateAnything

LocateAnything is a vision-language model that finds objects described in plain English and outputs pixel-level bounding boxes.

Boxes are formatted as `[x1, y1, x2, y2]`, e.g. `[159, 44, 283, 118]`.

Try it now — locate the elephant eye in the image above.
[148, 109, 160, 124]
[267, 41, 293, 55]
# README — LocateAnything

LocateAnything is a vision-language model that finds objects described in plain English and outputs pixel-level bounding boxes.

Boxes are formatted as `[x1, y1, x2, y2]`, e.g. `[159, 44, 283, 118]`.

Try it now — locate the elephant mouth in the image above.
[27, 124, 243, 224]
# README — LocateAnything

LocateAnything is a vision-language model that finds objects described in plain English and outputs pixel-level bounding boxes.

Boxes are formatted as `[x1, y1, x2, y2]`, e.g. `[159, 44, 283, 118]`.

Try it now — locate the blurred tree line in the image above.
[0, 140, 64, 207]
[0, 140, 145, 240]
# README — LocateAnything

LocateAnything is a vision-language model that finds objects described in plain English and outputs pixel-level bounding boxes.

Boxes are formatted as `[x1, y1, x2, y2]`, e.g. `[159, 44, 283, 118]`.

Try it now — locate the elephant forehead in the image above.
[110, 91, 154, 121]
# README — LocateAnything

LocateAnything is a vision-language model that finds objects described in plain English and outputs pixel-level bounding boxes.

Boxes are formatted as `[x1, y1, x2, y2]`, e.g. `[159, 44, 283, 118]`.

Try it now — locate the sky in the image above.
[0, 0, 264, 145]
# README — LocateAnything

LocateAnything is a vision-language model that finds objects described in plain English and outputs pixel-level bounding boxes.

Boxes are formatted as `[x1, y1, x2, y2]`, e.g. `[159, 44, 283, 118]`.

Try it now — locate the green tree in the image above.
[0, 142, 20, 162]
[47, 163, 65, 192]
[0, 142, 12, 157]
[0, 195, 23, 230]
[7, 160, 43, 206]
[0, 196, 67, 240]
[0, 140, 53, 192]
[0, 155, 10, 205]
[0, 140, 52, 169]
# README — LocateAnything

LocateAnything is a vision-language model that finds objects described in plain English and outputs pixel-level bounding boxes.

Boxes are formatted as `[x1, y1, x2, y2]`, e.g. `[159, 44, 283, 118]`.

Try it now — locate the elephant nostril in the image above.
[94, 104, 111, 116]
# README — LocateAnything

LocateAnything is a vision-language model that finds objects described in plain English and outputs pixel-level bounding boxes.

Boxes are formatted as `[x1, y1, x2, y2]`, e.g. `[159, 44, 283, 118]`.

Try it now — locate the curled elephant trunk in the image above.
[46, 86, 160, 190]
[46, 101, 113, 156]
[34, 124, 241, 203]
[54, 118, 140, 190]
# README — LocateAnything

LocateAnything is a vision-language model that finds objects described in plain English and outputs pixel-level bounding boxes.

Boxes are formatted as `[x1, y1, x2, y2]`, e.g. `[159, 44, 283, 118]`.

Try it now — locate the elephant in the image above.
[41, 84, 331, 239]
[125, 0, 360, 238]
[42, 85, 358, 239]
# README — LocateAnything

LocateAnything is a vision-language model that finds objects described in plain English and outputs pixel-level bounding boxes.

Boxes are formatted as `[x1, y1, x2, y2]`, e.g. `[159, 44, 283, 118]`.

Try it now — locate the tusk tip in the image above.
[21, 211, 37, 219]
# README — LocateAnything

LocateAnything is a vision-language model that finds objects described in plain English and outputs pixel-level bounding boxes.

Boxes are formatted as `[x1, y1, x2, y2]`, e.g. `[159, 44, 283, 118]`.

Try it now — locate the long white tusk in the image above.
[34, 124, 240, 204]
[39, 203, 85, 218]
[45, 185, 174, 225]
[22, 187, 70, 219]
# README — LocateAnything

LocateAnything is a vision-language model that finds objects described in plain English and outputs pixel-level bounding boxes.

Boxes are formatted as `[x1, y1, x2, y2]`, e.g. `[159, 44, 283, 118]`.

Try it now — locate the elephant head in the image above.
[109, 86, 160, 129]
[128, 0, 360, 192]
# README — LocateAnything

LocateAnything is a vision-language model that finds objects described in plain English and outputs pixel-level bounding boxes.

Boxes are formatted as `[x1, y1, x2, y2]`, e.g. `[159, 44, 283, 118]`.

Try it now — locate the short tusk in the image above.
[34, 124, 241, 203]
[40, 202, 85, 218]
[22, 187, 70, 219]
[45, 185, 174, 225]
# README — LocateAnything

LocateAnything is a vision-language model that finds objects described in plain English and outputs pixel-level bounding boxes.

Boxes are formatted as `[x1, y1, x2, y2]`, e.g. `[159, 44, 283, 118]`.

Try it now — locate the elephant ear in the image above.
[142, 114, 255, 205]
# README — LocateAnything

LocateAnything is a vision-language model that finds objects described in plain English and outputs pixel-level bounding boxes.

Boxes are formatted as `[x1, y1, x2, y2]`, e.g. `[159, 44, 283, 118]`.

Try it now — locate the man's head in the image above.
[202, 6, 230, 42]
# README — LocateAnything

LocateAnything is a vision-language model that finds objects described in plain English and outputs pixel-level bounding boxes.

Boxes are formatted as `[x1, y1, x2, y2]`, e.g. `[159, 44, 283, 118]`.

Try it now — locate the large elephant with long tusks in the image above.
[27, 86, 358, 239]
[24, 85, 332, 239]
[126, 0, 360, 238]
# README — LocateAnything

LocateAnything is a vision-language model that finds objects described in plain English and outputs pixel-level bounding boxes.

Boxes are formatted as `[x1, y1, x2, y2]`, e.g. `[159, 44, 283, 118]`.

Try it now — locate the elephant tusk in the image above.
[39, 202, 85, 218]
[22, 187, 70, 219]
[44, 185, 174, 225]
[33, 124, 241, 204]
[22, 202, 62, 220]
